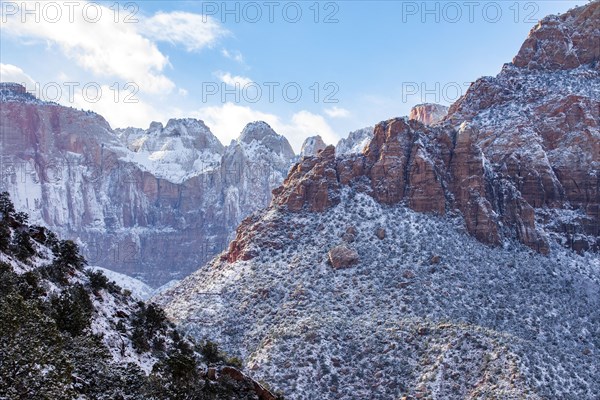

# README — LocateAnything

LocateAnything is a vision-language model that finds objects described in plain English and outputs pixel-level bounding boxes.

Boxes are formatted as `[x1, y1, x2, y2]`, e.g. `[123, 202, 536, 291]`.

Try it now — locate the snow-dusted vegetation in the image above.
[160, 190, 600, 399]
[0, 192, 281, 399]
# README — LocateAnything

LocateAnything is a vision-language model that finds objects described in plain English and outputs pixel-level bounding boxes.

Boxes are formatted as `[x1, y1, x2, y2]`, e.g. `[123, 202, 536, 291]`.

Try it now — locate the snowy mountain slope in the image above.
[115, 119, 224, 184]
[335, 127, 374, 155]
[89, 266, 155, 300]
[300, 135, 327, 157]
[159, 190, 600, 399]
[158, 3, 600, 400]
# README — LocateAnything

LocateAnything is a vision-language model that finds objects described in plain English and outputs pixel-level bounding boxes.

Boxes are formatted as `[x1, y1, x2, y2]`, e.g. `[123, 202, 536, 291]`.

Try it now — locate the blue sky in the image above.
[0, 1, 583, 150]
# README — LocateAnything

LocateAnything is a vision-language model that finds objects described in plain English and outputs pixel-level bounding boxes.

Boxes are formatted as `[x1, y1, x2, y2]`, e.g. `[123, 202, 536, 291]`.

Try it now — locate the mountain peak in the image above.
[239, 121, 276, 142]
[163, 118, 216, 139]
[513, 1, 600, 70]
[0, 82, 45, 105]
[336, 126, 375, 155]
[0, 82, 26, 94]
[238, 121, 295, 158]
[300, 135, 327, 157]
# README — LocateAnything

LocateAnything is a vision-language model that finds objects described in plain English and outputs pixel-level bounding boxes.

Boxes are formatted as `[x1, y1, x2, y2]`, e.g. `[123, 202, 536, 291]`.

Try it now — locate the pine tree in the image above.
[0, 220, 10, 252]
[11, 230, 35, 261]
[54, 240, 86, 270]
[0, 192, 15, 217]
[51, 284, 93, 336]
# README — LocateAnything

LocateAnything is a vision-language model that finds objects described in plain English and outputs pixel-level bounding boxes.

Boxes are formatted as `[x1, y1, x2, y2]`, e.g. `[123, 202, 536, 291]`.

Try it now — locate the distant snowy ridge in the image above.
[335, 126, 374, 155]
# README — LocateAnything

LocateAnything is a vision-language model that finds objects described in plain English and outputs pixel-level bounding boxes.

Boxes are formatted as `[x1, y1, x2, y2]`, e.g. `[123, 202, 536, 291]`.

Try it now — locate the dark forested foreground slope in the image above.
[0, 192, 281, 399]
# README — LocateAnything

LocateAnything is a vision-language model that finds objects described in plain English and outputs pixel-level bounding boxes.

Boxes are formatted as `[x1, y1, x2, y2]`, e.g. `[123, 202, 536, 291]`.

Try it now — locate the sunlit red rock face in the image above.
[259, 1, 600, 256]
[409, 103, 449, 125]
[512, 2, 600, 70]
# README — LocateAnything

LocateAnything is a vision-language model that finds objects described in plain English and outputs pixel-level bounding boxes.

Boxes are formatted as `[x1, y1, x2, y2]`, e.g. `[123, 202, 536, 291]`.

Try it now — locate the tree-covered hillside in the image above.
[0, 192, 282, 400]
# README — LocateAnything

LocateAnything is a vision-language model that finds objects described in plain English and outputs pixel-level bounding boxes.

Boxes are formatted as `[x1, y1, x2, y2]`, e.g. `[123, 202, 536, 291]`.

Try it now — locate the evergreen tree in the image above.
[11, 230, 35, 261]
[0, 192, 15, 217]
[0, 292, 73, 399]
[51, 284, 93, 336]
[54, 240, 87, 270]
[0, 220, 10, 252]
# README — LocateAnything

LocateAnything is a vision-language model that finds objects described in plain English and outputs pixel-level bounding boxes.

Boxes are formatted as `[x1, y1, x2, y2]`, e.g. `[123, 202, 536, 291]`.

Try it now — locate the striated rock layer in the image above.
[0, 89, 296, 286]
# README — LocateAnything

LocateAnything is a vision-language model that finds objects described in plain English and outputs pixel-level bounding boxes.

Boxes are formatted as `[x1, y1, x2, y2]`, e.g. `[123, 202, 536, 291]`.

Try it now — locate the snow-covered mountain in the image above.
[115, 119, 224, 184]
[160, 190, 599, 399]
[158, 3, 600, 399]
[335, 127, 374, 155]
[300, 135, 327, 157]
[0, 91, 296, 286]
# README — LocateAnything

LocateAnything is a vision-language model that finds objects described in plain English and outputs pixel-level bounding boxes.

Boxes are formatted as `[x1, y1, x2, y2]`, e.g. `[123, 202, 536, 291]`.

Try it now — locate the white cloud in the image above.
[0, 63, 35, 86]
[221, 49, 244, 63]
[178, 88, 189, 96]
[1, 2, 229, 94]
[71, 85, 179, 130]
[194, 102, 278, 145]
[141, 12, 228, 52]
[324, 106, 350, 118]
[287, 111, 338, 148]
[0, 63, 175, 128]
[1, 1, 172, 93]
[194, 103, 340, 152]
[215, 71, 253, 87]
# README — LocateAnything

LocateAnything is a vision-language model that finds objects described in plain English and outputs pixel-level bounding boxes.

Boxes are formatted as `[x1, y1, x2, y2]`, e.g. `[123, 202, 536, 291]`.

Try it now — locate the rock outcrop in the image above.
[272, 119, 549, 252]
[328, 245, 359, 269]
[513, 2, 600, 70]
[409, 103, 449, 125]
[269, 2, 599, 253]
[273, 145, 340, 213]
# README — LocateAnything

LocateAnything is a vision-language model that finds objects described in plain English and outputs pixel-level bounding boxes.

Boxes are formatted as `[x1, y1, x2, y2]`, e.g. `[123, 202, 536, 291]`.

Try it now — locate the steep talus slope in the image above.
[159, 3, 600, 399]
[0, 93, 296, 286]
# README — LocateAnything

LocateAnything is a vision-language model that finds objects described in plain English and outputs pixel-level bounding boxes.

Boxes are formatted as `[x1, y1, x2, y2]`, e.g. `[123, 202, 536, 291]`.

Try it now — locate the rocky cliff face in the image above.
[272, 1, 600, 253]
[270, 118, 548, 255]
[0, 88, 296, 286]
[409, 103, 449, 125]
[512, 2, 600, 70]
